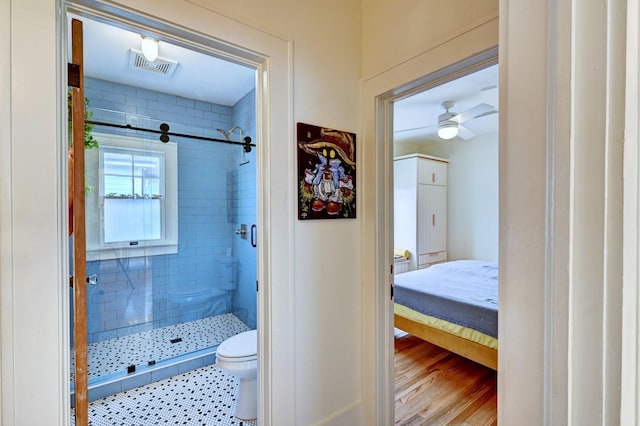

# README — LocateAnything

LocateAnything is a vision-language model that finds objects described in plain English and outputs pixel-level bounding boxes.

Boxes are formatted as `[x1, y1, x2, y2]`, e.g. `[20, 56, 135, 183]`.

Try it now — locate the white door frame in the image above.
[62, 2, 294, 424]
[381, 48, 498, 416]
[359, 17, 499, 425]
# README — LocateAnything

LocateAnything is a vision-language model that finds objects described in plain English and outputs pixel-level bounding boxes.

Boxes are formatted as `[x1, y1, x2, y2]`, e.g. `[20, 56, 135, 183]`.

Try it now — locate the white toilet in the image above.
[216, 329, 258, 420]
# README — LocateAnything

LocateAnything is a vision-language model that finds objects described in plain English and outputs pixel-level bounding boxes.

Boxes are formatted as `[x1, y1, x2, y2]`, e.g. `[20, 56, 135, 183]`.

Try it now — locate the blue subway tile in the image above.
[89, 79, 115, 92]
[157, 92, 178, 105]
[178, 357, 204, 374]
[84, 77, 257, 337]
[126, 96, 148, 107]
[194, 100, 212, 112]
[150, 364, 180, 382]
[89, 381, 122, 401]
[177, 97, 195, 108]
[121, 372, 152, 392]
[102, 91, 126, 105]
[135, 87, 158, 100]
[114, 84, 137, 96]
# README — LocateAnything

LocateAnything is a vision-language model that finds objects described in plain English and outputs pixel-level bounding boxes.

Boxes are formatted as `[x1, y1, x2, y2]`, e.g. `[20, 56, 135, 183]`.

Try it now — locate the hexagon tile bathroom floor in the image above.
[71, 364, 257, 425]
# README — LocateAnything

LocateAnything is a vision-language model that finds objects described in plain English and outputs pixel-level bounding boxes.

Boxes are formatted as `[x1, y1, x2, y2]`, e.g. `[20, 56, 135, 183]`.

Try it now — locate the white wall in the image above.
[181, 2, 363, 423]
[1, 0, 68, 424]
[396, 133, 499, 262]
[361, 0, 499, 79]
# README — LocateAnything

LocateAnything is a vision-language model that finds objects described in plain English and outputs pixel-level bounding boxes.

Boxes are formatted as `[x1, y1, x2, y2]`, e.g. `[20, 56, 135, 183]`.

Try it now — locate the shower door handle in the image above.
[251, 224, 257, 248]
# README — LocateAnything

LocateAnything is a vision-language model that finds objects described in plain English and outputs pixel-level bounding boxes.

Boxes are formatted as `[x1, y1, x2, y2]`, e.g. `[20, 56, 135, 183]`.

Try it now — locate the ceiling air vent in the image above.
[129, 49, 178, 76]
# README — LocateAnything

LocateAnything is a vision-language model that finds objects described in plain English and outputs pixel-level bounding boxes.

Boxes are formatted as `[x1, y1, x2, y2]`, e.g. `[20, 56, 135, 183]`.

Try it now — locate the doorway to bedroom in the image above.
[391, 61, 499, 424]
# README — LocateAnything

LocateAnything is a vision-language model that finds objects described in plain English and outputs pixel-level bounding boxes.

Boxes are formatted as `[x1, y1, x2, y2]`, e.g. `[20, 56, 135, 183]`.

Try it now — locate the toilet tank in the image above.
[218, 256, 238, 290]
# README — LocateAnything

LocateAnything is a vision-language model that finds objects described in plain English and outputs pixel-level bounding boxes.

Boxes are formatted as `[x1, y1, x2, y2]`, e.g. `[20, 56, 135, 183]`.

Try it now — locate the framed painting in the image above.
[297, 122, 356, 219]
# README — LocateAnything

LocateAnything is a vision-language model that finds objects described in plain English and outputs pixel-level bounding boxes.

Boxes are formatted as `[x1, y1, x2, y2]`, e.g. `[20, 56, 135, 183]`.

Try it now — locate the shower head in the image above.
[216, 126, 244, 141]
[217, 126, 251, 165]
[216, 128, 231, 140]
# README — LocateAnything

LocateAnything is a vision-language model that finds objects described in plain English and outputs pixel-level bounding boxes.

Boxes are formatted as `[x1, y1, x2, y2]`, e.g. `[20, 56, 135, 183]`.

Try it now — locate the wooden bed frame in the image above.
[394, 312, 498, 371]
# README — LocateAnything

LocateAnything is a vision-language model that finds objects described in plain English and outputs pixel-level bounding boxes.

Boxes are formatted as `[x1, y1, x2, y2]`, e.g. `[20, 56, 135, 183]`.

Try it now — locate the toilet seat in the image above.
[218, 353, 257, 363]
[217, 329, 257, 361]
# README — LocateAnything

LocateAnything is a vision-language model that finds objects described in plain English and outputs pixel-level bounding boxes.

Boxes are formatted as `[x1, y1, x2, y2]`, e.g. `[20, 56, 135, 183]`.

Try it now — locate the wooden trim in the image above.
[394, 313, 497, 370]
[71, 18, 88, 426]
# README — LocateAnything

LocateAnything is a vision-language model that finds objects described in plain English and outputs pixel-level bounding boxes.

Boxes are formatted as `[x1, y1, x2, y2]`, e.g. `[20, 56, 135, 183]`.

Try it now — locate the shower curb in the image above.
[71, 346, 219, 406]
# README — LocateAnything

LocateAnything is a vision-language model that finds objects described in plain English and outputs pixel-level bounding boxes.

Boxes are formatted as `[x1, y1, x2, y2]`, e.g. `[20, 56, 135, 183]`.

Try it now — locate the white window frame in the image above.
[100, 145, 165, 245]
[85, 133, 178, 261]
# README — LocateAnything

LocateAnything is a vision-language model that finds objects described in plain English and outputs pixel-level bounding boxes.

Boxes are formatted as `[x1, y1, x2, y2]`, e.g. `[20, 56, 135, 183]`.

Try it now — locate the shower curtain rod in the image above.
[86, 120, 255, 151]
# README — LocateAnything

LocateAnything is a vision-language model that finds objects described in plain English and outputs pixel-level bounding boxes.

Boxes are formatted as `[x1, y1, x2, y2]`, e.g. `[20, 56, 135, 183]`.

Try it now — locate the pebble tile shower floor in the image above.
[71, 364, 258, 425]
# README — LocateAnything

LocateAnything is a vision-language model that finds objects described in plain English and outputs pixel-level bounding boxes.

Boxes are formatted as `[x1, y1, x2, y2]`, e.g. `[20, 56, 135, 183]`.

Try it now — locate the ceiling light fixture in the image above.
[437, 120, 459, 140]
[437, 100, 459, 140]
[140, 36, 159, 62]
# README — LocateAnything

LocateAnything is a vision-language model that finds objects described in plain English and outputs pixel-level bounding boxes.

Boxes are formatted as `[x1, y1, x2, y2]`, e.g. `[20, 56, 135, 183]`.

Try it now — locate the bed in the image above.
[394, 259, 498, 370]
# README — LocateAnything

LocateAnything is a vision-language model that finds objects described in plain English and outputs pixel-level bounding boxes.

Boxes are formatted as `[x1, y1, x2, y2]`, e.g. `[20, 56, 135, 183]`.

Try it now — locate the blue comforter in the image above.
[394, 260, 498, 338]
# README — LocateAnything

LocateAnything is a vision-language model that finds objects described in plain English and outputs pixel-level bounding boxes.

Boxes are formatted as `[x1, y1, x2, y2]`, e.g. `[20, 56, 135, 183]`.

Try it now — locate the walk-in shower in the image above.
[69, 21, 258, 402]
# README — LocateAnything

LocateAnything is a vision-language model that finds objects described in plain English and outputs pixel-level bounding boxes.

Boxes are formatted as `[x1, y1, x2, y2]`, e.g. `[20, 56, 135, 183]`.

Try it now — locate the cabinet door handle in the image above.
[432, 172, 435, 183]
[432, 214, 435, 226]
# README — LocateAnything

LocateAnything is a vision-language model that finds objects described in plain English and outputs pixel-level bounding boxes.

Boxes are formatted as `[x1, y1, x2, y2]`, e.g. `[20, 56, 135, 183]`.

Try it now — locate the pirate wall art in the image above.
[297, 122, 356, 220]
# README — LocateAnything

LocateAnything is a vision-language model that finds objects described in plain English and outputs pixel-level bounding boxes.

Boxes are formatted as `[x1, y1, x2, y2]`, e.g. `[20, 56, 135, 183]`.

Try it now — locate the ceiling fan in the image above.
[395, 99, 498, 141]
[436, 100, 498, 140]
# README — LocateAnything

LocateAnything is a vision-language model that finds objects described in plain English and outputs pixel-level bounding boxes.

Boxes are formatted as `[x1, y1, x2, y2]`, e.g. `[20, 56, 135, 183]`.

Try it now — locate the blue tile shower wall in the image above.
[83, 77, 257, 344]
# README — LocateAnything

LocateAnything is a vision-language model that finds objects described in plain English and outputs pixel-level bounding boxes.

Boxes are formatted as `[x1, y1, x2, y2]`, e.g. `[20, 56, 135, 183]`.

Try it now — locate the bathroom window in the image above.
[101, 147, 163, 243]
[85, 133, 178, 260]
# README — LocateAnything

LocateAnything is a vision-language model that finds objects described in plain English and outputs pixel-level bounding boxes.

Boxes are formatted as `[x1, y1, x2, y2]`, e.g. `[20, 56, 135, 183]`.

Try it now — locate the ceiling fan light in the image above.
[140, 36, 159, 62]
[437, 121, 459, 140]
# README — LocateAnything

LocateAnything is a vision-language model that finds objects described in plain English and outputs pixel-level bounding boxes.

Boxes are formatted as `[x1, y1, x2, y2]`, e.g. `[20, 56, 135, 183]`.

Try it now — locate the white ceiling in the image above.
[394, 64, 499, 144]
[71, 15, 256, 106]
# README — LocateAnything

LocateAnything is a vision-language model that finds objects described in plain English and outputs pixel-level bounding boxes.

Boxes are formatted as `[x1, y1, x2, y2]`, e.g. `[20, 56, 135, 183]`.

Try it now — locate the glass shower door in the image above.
[81, 129, 177, 385]
[69, 12, 258, 416]
[78, 121, 255, 396]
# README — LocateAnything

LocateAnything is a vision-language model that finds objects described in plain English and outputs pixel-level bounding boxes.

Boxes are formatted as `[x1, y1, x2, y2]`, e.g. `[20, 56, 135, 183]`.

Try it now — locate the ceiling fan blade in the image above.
[457, 124, 476, 140]
[394, 124, 437, 133]
[393, 124, 438, 143]
[457, 103, 497, 123]
[473, 109, 498, 120]
[481, 84, 498, 92]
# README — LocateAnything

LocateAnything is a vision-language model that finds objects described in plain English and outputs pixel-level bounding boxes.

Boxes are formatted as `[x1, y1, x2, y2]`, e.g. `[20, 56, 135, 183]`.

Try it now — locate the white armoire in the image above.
[394, 153, 448, 271]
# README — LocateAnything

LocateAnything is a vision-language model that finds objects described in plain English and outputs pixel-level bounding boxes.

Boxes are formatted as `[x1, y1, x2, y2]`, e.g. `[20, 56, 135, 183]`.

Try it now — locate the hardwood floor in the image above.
[395, 334, 497, 425]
